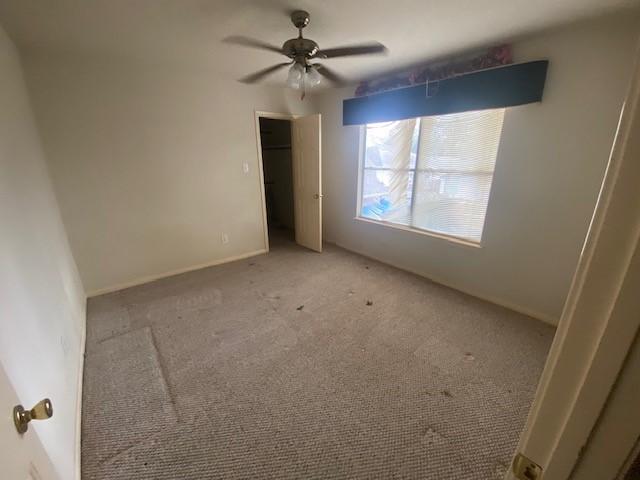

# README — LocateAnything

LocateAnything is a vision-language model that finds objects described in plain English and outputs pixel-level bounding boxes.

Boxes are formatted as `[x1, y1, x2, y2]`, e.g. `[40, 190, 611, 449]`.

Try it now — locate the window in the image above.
[358, 108, 505, 243]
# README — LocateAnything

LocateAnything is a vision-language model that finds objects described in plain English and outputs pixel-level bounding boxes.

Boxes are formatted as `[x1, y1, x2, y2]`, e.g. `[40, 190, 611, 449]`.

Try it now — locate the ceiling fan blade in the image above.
[239, 62, 292, 84]
[223, 35, 283, 54]
[315, 42, 387, 59]
[313, 64, 346, 85]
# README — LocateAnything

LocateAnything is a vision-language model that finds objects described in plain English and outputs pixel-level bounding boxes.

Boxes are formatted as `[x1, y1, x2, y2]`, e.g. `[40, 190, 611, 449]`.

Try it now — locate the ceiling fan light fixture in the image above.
[286, 63, 304, 89]
[287, 63, 322, 91]
[306, 65, 322, 87]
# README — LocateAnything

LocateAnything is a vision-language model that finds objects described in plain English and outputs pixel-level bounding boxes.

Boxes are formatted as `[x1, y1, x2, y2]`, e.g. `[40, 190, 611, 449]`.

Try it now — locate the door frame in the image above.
[570, 326, 640, 480]
[253, 111, 299, 252]
[507, 46, 640, 480]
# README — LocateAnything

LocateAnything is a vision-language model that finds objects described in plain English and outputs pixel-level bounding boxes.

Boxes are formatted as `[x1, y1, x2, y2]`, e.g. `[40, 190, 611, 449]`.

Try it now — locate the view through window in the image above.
[359, 108, 505, 243]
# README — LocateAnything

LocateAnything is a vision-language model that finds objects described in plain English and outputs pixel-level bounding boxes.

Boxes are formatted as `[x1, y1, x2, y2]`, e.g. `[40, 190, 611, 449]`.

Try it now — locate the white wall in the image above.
[0, 25, 85, 479]
[23, 53, 317, 294]
[16, 13, 638, 322]
[316, 14, 639, 324]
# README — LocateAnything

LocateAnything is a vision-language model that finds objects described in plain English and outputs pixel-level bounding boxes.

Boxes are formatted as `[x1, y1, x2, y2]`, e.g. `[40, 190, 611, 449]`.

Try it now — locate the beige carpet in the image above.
[82, 233, 554, 479]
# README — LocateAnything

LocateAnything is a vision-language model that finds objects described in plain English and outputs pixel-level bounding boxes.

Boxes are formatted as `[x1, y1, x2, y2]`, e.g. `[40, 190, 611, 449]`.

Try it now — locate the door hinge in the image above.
[513, 452, 543, 480]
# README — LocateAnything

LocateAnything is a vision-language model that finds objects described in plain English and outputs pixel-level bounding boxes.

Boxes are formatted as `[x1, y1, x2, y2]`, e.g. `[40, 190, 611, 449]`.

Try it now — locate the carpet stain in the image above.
[175, 289, 222, 311]
[421, 426, 446, 446]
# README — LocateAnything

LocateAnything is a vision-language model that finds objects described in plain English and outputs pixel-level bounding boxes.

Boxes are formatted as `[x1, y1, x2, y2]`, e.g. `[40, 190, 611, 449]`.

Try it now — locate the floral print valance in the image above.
[354, 44, 513, 97]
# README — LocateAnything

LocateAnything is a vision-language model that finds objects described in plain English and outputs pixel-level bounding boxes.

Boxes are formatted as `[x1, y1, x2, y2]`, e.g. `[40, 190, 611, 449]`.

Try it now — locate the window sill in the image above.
[354, 216, 483, 249]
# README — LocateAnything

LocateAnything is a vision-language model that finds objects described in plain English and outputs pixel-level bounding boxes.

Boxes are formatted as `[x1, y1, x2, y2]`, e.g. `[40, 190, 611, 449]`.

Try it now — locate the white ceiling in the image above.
[0, 0, 637, 87]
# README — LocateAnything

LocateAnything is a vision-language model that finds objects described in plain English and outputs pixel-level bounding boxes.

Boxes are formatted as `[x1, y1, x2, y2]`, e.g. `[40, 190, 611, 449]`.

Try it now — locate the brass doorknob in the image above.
[13, 398, 53, 434]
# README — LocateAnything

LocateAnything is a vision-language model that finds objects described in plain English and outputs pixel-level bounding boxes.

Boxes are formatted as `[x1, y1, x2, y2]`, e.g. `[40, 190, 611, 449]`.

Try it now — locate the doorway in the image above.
[259, 117, 295, 245]
[256, 112, 323, 253]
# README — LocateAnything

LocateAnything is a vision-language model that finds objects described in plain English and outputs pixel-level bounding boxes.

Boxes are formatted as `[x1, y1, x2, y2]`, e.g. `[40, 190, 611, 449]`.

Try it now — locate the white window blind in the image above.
[359, 108, 505, 243]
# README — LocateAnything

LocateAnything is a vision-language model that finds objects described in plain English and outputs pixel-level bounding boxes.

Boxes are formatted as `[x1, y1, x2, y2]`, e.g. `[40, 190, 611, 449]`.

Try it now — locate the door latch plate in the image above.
[513, 452, 542, 480]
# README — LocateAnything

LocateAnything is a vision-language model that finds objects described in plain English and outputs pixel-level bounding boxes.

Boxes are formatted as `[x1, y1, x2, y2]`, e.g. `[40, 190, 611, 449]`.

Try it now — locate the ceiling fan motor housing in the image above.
[282, 38, 319, 60]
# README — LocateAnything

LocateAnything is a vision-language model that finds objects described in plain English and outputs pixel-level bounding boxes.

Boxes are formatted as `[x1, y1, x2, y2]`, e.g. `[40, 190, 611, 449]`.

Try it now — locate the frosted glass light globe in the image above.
[306, 66, 322, 87]
[286, 63, 304, 89]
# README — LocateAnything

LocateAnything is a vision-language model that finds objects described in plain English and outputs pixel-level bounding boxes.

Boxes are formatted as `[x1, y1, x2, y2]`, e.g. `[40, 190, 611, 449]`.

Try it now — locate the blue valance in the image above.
[343, 60, 548, 125]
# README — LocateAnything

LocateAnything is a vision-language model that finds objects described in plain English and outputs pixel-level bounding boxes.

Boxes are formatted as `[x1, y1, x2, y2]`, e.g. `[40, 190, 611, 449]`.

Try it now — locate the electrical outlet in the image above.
[221, 233, 229, 244]
[242, 162, 249, 174]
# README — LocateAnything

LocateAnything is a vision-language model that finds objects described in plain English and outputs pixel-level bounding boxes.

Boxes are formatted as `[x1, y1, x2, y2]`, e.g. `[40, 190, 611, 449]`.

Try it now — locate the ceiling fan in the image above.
[224, 10, 387, 95]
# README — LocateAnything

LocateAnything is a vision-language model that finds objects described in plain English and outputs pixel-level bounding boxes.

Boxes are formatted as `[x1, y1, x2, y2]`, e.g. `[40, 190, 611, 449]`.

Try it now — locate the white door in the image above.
[291, 114, 322, 252]
[0, 364, 57, 480]
[508, 50, 640, 480]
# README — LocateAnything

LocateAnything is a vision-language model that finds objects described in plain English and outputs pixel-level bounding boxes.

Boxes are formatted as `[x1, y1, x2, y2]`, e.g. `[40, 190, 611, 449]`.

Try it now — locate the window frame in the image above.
[355, 119, 495, 248]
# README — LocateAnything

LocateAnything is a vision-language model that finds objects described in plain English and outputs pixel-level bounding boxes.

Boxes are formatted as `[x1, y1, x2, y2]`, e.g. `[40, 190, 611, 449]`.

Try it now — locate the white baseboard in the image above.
[87, 249, 268, 297]
[331, 241, 558, 326]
